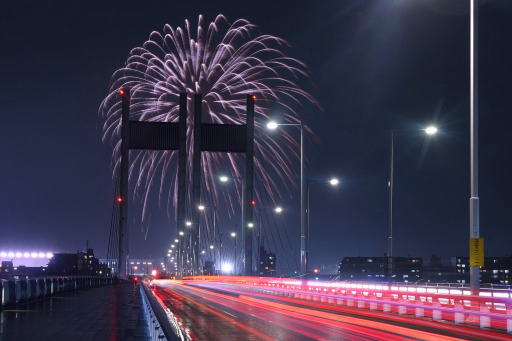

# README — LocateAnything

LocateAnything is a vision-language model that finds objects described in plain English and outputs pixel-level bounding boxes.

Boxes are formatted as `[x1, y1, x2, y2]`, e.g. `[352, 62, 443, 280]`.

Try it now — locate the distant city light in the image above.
[0, 251, 54, 259]
[221, 262, 234, 273]
[151, 269, 157, 276]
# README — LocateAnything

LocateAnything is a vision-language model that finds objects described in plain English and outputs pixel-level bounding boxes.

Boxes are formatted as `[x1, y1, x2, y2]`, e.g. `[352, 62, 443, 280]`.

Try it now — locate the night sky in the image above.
[1, 0, 511, 272]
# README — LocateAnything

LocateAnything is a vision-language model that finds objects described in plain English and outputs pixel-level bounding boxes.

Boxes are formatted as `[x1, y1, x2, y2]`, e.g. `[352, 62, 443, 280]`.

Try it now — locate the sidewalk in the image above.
[0, 281, 150, 341]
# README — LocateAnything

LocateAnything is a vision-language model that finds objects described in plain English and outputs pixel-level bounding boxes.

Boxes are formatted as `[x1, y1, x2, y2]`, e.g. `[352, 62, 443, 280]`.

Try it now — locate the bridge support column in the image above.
[118, 88, 130, 279]
[242, 95, 255, 275]
[176, 93, 188, 278]
[191, 94, 202, 275]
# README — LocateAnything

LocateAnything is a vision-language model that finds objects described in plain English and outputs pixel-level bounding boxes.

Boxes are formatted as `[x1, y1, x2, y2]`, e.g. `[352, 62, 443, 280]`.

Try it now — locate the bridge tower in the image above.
[115, 91, 255, 277]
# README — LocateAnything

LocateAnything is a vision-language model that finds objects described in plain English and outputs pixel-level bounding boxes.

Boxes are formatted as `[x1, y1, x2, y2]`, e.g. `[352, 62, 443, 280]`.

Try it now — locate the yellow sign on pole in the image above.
[470, 238, 484, 267]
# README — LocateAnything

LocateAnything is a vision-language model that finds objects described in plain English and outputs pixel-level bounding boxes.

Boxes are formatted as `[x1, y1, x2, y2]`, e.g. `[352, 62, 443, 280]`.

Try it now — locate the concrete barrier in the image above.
[0, 276, 112, 307]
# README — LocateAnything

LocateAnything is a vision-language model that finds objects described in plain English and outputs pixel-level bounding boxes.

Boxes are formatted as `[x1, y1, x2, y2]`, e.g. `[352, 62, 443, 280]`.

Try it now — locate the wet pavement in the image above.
[0, 281, 150, 341]
[153, 280, 512, 341]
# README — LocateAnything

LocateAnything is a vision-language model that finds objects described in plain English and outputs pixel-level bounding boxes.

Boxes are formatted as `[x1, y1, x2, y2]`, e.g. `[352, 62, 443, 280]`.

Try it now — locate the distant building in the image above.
[47, 248, 109, 276]
[258, 247, 276, 276]
[422, 256, 464, 284]
[338, 257, 422, 282]
[455, 256, 512, 285]
[0, 261, 14, 277]
[127, 259, 162, 276]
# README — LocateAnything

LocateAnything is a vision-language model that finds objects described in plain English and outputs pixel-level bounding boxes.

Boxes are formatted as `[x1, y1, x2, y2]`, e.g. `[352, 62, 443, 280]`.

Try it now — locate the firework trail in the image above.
[100, 14, 314, 224]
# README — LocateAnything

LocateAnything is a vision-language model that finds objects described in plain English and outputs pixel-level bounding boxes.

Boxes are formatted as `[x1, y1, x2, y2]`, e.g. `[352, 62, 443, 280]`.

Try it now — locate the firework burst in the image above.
[100, 14, 315, 222]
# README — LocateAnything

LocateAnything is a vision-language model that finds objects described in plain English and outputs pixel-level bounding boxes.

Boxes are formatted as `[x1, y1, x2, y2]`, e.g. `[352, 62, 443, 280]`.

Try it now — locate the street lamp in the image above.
[266, 119, 305, 274]
[388, 126, 439, 277]
[274, 206, 283, 214]
[185, 220, 192, 227]
[424, 126, 438, 136]
[174, 239, 179, 243]
[179, 231, 184, 236]
[329, 178, 340, 187]
[219, 175, 230, 183]
[197, 204, 205, 211]
[469, 0, 480, 291]
[305, 177, 340, 274]
[247, 222, 254, 228]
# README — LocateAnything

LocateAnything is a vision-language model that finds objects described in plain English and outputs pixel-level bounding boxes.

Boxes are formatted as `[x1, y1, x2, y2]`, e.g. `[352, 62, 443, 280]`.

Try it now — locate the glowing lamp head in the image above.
[185, 220, 192, 227]
[266, 121, 279, 130]
[274, 206, 283, 214]
[179, 231, 184, 236]
[119, 88, 125, 96]
[209, 245, 214, 250]
[197, 204, 205, 211]
[251, 94, 256, 100]
[174, 239, 179, 243]
[313, 268, 319, 274]
[151, 269, 157, 276]
[219, 175, 229, 183]
[230, 232, 237, 238]
[425, 126, 438, 136]
[116, 196, 124, 203]
[247, 222, 254, 228]
[329, 178, 340, 187]
[250, 200, 256, 206]
[201, 250, 206, 254]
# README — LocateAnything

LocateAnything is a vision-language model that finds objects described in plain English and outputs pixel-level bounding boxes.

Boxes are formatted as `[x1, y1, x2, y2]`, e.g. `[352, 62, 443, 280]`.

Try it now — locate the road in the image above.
[151, 280, 512, 341]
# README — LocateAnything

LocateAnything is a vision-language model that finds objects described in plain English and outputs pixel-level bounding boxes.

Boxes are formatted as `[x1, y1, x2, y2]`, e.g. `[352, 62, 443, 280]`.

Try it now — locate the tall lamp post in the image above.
[388, 126, 438, 277]
[469, 0, 480, 292]
[266, 120, 306, 274]
[306, 178, 340, 274]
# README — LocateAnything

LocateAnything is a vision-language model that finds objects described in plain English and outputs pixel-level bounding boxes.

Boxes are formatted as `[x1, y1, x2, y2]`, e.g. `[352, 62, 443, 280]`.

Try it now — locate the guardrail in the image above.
[184, 276, 512, 333]
[0, 276, 112, 307]
[140, 281, 183, 341]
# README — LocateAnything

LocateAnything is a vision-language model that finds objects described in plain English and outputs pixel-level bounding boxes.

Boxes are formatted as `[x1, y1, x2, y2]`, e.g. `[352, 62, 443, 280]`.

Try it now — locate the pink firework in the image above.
[100, 14, 314, 221]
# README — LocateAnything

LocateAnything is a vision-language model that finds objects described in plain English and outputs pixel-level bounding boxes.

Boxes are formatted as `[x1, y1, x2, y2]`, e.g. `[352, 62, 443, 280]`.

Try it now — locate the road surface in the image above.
[152, 280, 512, 341]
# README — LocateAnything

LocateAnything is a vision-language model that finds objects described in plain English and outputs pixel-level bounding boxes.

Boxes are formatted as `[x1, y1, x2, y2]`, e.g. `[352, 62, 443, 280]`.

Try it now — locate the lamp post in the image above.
[469, 0, 480, 292]
[266, 120, 305, 274]
[230, 232, 237, 274]
[388, 126, 438, 277]
[306, 177, 340, 274]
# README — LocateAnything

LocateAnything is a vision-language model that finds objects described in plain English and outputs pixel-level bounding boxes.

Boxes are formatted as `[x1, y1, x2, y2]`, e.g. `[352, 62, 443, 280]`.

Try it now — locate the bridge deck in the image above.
[0, 281, 149, 341]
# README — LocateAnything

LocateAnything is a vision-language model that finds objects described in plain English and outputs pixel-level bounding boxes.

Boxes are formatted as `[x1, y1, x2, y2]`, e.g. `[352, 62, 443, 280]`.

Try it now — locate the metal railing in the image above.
[139, 281, 183, 341]
[183, 276, 512, 333]
[0, 276, 112, 307]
